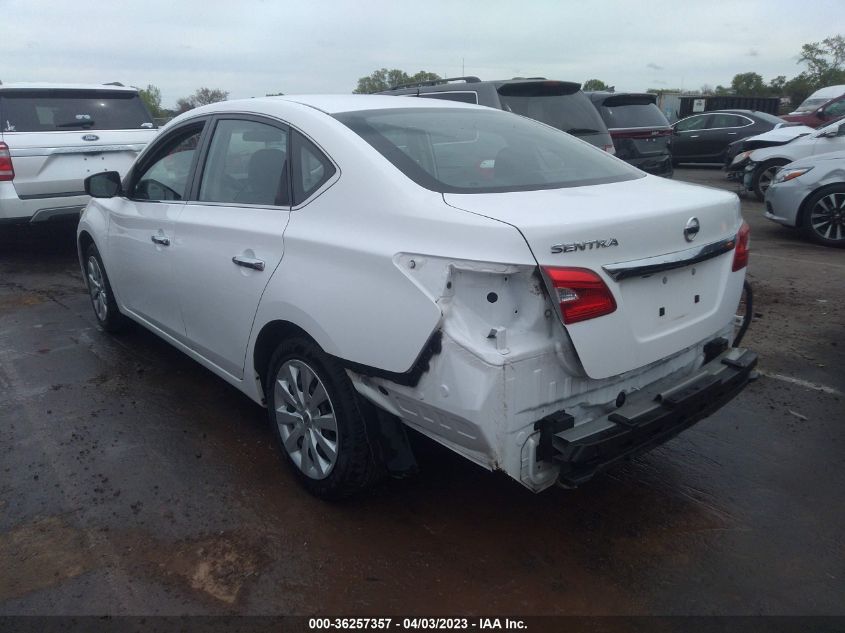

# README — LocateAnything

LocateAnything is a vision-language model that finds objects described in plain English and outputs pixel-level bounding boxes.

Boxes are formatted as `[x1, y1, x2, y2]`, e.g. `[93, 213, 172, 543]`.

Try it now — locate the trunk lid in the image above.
[444, 176, 745, 379]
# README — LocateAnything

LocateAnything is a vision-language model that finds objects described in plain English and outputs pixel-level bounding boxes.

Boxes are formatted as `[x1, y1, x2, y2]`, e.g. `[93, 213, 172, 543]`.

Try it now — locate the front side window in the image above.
[335, 107, 641, 194]
[131, 124, 204, 201]
[675, 115, 707, 132]
[824, 100, 845, 118]
[199, 119, 289, 206]
[708, 114, 749, 129]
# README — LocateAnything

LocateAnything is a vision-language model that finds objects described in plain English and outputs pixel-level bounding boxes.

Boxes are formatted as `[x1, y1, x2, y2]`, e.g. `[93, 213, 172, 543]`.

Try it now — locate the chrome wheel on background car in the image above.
[802, 187, 845, 248]
[273, 359, 339, 480]
[752, 160, 787, 201]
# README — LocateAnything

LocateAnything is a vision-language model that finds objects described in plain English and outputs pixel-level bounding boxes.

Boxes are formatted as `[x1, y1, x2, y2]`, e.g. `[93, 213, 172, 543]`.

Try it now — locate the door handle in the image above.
[727, 132, 738, 135]
[689, 135, 699, 138]
[151, 235, 170, 246]
[232, 255, 265, 271]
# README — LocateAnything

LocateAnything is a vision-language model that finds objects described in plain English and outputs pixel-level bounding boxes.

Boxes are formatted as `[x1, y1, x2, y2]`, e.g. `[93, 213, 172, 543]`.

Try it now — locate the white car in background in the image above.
[77, 95, 757, 499]
[764, 150, 845, 247]
[732, 117, 845, 201]
[0, 83, 158, 224]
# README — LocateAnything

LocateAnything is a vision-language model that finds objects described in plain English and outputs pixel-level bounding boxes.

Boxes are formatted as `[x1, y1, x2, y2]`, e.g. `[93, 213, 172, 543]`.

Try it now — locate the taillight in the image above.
[732, 222, 750, 271]
[542, 266, 617, 324]
[0, 142, 13, 181]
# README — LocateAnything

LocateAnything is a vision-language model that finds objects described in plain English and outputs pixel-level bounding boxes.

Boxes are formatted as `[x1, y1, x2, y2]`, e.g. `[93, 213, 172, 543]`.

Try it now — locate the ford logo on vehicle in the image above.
[82, 134, 99, 142]
[684, 217, 700, 242]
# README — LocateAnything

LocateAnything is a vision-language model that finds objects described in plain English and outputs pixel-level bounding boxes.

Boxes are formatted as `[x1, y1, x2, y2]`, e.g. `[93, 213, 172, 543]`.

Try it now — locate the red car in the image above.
[781, 87, 845, 128]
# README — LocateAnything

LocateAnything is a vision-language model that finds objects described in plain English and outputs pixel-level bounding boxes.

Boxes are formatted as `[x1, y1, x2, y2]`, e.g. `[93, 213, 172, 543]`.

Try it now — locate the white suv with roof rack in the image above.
[0, 82, 158, 224]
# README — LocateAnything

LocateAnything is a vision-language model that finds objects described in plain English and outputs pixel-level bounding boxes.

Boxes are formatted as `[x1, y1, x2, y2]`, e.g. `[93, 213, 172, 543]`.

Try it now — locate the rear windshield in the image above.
[749, 111, 787, 125]
[334, 107, 641, 194]
[496, 85, 608, 139]
[0, 90, 154, 132]
[598, 102, 669, 129]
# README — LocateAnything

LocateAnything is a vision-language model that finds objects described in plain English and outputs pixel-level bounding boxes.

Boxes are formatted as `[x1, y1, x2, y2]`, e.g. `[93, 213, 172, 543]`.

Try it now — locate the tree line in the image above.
[135, 34, 844, 120]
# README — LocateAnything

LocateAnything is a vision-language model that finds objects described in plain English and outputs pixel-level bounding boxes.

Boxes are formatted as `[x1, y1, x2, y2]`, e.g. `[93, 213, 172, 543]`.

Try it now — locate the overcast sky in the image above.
[1, 0, 843, 108]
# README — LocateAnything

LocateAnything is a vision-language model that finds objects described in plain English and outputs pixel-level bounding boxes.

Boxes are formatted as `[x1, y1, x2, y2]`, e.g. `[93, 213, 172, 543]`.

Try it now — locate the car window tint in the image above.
[292, 131, 336, 205]
[675, 115, 707, 132]
[709, 114, 747, 128]
[132, 125, 204, 201]
[825, 100, 845, 117]
[335, 107, 640, 194]
[0, 90, 154, 132]
[199, 119, 289, 206]
[418, 92, 479, 104]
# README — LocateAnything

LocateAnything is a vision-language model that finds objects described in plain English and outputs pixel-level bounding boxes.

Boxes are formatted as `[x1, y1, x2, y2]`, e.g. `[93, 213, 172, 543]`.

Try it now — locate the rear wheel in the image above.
[751, 160, 787, 201]
[84, 243, 126, 332]
[266, 337, 381, 499]
[800, 185, 845, 248]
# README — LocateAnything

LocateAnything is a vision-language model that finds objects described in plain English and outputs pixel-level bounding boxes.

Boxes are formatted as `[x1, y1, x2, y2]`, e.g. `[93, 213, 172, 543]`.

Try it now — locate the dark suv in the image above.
[586, 91, 673, 176]
[380, 77, 615, 153]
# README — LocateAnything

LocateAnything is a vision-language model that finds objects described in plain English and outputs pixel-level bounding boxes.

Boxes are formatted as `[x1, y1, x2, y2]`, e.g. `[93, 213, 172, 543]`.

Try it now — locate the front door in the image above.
[107, 121, 206, 340]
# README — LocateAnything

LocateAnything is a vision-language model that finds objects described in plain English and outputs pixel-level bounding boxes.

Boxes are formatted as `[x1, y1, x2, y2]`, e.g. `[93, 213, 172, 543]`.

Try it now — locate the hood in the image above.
[744, 125, 815, 145]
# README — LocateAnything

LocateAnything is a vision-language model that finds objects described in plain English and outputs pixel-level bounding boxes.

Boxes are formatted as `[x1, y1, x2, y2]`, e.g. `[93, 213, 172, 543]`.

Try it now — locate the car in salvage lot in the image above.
[0, 83, 158, 224]
[77, 95, 756, 499]
[733, 117, 845, 201]
[764, 150, 845, 247]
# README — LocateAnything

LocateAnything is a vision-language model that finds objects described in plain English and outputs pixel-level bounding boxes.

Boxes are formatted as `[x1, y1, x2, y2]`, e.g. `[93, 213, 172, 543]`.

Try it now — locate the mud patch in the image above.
[0, 516, 94, 600]
[136, 532, 263, 605]
[0, 292, 44, 312]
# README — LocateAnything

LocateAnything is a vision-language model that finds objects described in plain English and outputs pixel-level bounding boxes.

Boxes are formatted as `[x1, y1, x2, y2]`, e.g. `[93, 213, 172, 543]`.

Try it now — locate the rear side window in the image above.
[418, 92, 478, 104]
[335, 107, 640, 194]
[0, 90, 154, 132]
[708, 114, 750, 128]
[291, 131, 336, 205]
[597, 102, 669, 129]
[199, 119, 290, 206]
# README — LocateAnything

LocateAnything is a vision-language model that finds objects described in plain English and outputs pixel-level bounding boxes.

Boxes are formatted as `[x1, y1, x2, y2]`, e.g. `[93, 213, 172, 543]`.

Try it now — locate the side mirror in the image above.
[85, 171, 123, 198]
[817, 108, 827, 120]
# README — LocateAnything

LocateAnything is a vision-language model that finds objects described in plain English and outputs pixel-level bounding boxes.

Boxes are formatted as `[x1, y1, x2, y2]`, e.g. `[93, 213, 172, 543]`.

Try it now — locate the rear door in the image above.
[0, 89, 157, 198]
[699, 113, 752, 158]
[173, 116, 309, 379]
[107, 120, 207, 340]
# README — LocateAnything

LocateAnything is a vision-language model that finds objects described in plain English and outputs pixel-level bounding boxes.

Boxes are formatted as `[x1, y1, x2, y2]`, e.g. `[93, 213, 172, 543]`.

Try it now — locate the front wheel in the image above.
[801, 185, 845, 248]
[266, 337, 381, 499]
[751, 160, 787, 202]
[84, 243, 126, 332]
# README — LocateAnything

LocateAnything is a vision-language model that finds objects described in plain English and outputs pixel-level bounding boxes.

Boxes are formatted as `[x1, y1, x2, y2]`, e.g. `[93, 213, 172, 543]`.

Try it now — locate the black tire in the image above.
[265, 337, 382, 499]
[751, 160, 787, 202]
[800, 185, 845, 248]
[83, 243, 127, 332]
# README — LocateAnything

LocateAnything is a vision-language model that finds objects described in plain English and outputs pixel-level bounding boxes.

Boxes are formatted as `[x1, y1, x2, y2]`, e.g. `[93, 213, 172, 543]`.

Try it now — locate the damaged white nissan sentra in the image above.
[77, 95, 756, 498]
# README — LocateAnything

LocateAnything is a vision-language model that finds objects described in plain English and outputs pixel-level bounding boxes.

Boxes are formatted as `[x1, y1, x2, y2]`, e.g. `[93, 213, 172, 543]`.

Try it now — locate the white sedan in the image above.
[78, 95, 756, 498]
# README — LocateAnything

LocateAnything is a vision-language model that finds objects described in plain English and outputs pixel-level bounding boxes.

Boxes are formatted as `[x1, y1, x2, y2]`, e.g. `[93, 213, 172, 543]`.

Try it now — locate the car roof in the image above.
[189, 94, 484, 117]
[0, 82, 138, 93]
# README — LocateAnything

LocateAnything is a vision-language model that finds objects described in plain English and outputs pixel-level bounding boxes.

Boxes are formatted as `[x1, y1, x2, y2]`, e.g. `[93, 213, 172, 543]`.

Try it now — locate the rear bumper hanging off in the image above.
[551, 347, 758, 487]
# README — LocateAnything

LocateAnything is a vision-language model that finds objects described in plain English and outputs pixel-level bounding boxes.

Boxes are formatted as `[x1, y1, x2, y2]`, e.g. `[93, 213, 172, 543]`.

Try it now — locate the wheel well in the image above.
[796, 183, 845, 228]
[253, 320, 315, 397]
[78, 230, 94, 257]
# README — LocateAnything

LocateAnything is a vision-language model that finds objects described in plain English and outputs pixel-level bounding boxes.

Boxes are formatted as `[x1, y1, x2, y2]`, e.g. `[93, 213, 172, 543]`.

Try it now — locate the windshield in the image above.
[794, 97, 828, 113]
[0, 90, 154, 132]
[334, 107, 641, 194]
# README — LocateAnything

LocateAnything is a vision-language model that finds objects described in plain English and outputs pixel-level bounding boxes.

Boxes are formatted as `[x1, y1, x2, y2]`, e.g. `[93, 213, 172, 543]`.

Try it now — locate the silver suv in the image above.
[0, 83, 158, 224]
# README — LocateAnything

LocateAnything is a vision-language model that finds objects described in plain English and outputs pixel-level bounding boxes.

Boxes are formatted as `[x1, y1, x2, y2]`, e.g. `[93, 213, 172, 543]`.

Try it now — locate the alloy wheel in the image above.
[273, 359, 339, 480]
[86, 255, 108, 322]
[810, 192, 845, 242]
